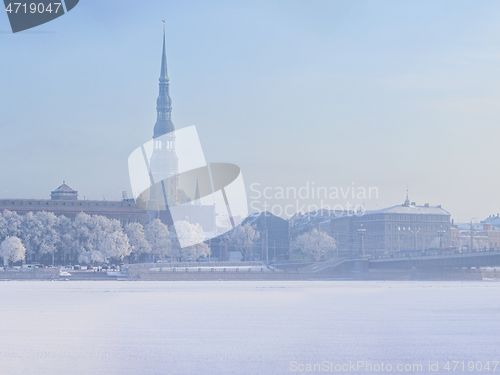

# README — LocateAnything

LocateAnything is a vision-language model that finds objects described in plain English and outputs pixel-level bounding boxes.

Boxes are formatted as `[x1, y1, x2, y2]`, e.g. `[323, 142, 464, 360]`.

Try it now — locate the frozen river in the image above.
[0, 280, 499, 374]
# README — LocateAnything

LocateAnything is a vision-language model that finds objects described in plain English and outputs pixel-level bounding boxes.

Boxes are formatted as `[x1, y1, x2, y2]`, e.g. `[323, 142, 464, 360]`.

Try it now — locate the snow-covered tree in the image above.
[72, 212, 94, 258]
[292, 229, 336, 261]
[72, 213, 122, 264]
[78, 250, 104, 264]
[1, 236, 25, 266]
[227, 223, 260, 261]
[169, 221, 210, 261]
[145, 219, 171, 262]
[99, 230, 131, 261]
[0, 210, 22, 240]
[0, 214, 8, 243]
[124, 222, 151, 262]
[55, 215, 75, 265]
[23, 211, 59, 265]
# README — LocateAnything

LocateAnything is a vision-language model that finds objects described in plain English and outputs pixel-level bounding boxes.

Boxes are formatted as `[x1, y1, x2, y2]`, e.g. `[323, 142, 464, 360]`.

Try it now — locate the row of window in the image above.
[119, 218, 142, 225]
[361, 214, 448, 222]
[386, 224, 447, 232]
[1, 201, 135, 208]
[386, 234, 441, 242]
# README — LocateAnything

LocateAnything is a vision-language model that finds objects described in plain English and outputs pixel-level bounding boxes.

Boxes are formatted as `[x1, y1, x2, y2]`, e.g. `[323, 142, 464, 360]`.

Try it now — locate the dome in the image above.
[153, 119, 174, 139]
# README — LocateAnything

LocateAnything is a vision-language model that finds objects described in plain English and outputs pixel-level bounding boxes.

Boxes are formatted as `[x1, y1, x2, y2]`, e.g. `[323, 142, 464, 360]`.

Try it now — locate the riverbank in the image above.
[0, 267, 491, 281]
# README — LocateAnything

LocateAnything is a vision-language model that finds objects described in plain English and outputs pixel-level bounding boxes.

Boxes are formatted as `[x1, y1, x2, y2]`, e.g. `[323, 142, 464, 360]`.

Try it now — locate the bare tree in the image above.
[292, 229, 336, 261]
[1, 236, 26, 267]
[227, 223, 260, 262]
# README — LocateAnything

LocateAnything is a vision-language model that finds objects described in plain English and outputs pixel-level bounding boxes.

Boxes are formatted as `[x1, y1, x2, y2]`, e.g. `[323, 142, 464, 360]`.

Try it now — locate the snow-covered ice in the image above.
[0, 280, 499, 375]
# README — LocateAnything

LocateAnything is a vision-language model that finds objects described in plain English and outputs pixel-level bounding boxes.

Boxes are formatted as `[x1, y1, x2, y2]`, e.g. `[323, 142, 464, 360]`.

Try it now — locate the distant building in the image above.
[142, 30, 220, 236]
[454, 221, 500, 251]
[292, 194, 452, 257]
[147, 29, 179, 221]
[241, 212, 290, 261]
[481, 214, 500, 229]
[0, 183, 146, 226]
[50, 182, 78, 200]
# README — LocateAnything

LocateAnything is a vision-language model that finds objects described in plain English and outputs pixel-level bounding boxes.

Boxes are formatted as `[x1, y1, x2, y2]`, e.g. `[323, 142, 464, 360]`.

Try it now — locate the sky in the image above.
[1, 0, 500, 222]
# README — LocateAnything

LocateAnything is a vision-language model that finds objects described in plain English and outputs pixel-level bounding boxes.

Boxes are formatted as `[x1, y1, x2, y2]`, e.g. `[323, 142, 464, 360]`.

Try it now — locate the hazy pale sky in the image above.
[1, 0, 500, 222]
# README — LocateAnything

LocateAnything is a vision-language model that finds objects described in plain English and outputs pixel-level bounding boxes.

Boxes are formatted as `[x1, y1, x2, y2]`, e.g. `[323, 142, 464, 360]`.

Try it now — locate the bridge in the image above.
[369, 250, 500, 270]
[275, 248, 500, 276]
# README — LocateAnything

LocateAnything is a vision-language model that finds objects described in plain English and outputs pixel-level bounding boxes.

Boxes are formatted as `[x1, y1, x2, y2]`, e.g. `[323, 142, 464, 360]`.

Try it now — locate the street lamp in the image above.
[397, 226, 401, 252]
[437, 225, 446, 250]
[358, 224, 366, 258]
[469, 218, 477, 252]
[412, 227, 421, 251]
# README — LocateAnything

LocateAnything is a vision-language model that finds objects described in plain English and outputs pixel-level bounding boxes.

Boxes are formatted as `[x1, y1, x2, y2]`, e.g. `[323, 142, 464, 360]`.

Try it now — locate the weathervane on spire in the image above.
[404, 185, 410, 206]
[162, 19, 165, 33]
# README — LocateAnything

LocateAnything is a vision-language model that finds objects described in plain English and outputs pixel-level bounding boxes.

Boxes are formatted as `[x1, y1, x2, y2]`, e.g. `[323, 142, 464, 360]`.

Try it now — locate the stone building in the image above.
[0, 183, 146, 226]
[291, 194, 452, 257]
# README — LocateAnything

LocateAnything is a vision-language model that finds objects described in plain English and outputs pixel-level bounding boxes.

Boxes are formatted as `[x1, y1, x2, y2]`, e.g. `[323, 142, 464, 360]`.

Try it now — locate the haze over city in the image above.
[2, 0, 500, 222]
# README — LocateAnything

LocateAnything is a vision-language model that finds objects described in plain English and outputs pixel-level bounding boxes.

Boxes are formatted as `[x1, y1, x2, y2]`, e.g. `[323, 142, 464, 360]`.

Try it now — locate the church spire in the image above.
[160, 31, 168, 82]
[153, 26, 174, 139]
[404, 186, 410, 207]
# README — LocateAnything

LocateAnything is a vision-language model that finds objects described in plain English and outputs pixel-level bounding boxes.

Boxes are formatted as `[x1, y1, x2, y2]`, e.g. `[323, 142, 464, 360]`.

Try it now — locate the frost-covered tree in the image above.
[1, 236, 25, 266]
[0, 210, 22, 240]
[124, 222, 151, 262]
[291, 229, 336, 261]
[99, 230, 131, 262]
[55, 215, 75, 265]
[227, 223, 260, 261]
[71, 212, 93, 258]
[145, 219, 171, 262]
[78, 250, 104, 264]
[21, 211, 59, 265]
[0, 214, 8, 243]
[169, 221, 210, 261]
[88, 215, 120, 253]
[72, 213, 122, 264]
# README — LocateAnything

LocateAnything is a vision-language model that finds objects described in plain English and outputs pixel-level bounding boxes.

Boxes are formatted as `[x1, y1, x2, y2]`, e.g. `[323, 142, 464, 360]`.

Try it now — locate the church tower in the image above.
[148, 29, 179, 217]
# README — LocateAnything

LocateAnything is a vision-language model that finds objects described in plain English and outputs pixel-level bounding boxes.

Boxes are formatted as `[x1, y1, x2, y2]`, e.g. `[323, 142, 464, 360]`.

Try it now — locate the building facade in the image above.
[291, 196, 452, 257]
[0, 183, 146, 226]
